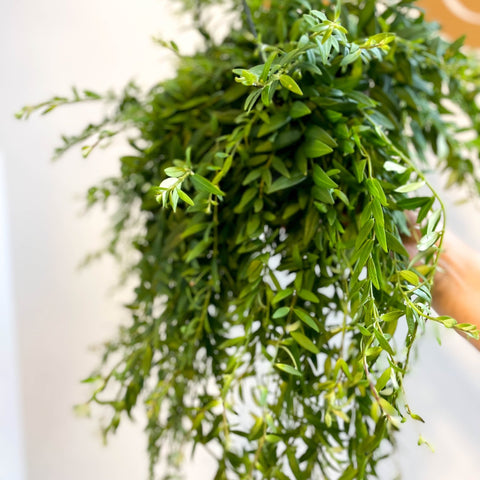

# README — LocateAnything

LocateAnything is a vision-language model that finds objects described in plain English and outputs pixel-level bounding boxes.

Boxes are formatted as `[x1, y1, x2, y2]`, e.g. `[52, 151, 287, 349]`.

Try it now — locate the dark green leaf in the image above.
[266, 174, 306, 193]
[290, 101, 312, 118]
[312, 164, 338, 188]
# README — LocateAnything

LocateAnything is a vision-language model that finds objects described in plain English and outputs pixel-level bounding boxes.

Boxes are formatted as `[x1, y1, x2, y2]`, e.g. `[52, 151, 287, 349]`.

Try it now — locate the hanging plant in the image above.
[18, 0, 480, 478]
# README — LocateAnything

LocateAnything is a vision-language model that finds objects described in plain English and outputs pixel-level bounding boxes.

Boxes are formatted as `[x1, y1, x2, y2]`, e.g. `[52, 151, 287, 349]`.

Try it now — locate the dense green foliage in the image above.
[19, 0, 480, 478]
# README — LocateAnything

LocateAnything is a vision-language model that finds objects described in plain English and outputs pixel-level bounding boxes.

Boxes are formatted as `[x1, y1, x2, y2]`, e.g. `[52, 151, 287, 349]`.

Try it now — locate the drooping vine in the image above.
[18, 1, 480, 479]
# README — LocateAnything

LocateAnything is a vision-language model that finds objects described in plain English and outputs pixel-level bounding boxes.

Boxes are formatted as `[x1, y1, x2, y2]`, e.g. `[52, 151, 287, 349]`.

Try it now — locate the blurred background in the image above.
[1, 1, 479, 479]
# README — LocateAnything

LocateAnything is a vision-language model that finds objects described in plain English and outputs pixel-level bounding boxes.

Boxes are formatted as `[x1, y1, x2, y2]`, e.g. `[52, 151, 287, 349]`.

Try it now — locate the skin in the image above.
[431, 231, 480, 350]
[404, 221, 480, 350]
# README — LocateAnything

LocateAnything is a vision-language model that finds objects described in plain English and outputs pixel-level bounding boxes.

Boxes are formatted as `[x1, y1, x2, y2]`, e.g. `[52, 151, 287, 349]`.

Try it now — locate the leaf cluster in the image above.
[21, 1, 480, 479]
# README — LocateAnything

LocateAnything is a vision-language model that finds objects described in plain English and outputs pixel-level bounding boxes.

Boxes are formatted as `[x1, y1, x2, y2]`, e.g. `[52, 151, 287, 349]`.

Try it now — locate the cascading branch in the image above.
[18, 0, 480, 478]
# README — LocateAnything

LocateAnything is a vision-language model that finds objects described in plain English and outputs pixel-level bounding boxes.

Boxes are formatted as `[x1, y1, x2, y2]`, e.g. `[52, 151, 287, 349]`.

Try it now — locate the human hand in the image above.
[402, 212, 480, 348]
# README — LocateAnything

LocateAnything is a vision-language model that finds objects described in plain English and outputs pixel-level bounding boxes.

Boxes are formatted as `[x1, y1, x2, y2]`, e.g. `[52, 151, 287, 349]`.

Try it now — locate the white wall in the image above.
[1, 1, 479, 479]
[0, 153, 26, 480]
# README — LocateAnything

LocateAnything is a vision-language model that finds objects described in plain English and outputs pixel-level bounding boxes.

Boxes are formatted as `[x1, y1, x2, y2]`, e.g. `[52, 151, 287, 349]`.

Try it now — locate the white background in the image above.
[0, 1, 479, 479]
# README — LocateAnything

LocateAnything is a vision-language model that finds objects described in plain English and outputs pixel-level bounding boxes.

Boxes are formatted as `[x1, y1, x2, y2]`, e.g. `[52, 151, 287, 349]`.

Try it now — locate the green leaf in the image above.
[218, 336, 246, 349]
[244, 88, 262, 112]
[371, 199, 384, 228]
[279, 74, 303, 95]
[313, 186, 334, 204]
[406, 306, 417, 337]
[417, 196, 435, 223]
[375, 367, 392, 392]
[355, 219, 374, 250]
[180, 222, 209, 239]
[257, 113, 290, 137]
[261, 85, 272, 107]
[275, 363, 302, 377]
[353, 159, 367, 182]
[246, 215, 260, 235]
[366, 178, 388, 206]
[265, 434, 282, 443]
[455, 323, 480, 339]
[312, 164, 338, 188]
[271, 157, 290, 178]
[293, 308, 320, 332]
[386, 232, 409, 257]
[427, 209, 442, 234]
[242, 169, 262, 185]
[164, 166, 186, 178]
[290, 101, 311, 118]
[233, 68, 259, 86]
[305, 125, 337, 147]
[418, 435, 435, 452]
[190, 174, 225, 196]
[297, 289, 320, 303]
[373, 329, 395, 357]
[283, 204, 300, 219]
[368, 257, 380, 290]
[234, 187, 257, 213]
[436, 315, 457, 328]
[272, 288, 294, 304]
[352, 239, 373, 269]
[417, 232, 439, 252]
[81, 375, 102, 384]
[260, 51, 278, 83]
[338, 465, 358, 480]
[381, 310, 403, 323]
[170, 188, 180, 211]
[266, 174, 306, 194]
[334, 188, 350, 206]
[395, 181, 425, 193]
[291, 331, 320, 354]
[399, 270, 420, 286]
[272, 307, 290, 319]
[177, 188, 195, 206]
[340, 49, 361, 66]
[374, 220, 388, 253]
[398, 196, 432, 210]
[378, 398, 398, 417]
[184, 238, 212, 263]
[303, 139, 334, 158]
